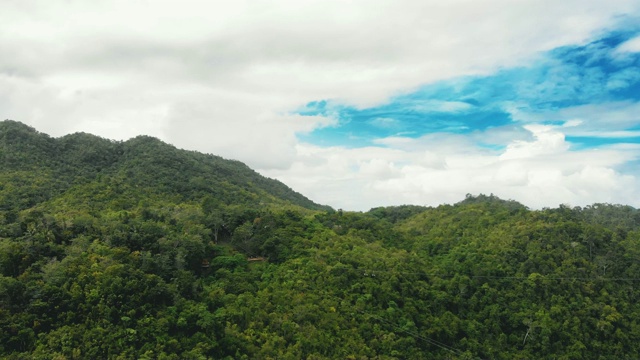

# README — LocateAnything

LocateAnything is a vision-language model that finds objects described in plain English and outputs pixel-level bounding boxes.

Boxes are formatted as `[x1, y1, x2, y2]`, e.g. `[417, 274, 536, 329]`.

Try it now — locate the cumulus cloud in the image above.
[263, 125, 640, 210]
[500, 125, 569, 160]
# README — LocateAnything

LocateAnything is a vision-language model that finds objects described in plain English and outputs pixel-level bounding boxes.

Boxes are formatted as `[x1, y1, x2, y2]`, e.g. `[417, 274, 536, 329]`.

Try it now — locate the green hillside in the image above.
[1, 122, 640, 359]
[0, 120, 329, 213]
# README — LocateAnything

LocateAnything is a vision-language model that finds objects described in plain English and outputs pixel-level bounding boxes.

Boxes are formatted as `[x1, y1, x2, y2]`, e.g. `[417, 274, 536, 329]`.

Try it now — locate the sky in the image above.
[2, 0, 640, 211]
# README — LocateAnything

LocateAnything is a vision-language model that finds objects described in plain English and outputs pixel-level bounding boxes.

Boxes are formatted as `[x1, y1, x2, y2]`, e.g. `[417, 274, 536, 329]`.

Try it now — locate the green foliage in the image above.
[0, 120, 329, 213]
[2, 121, 640, 359]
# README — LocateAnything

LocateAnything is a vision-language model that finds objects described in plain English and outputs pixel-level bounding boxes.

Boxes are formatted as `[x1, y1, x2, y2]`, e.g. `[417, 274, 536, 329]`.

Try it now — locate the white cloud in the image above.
[615, 35, 640, 53]
[163, 93, 336, 169]
[500, 125, 569, 160]
[359, 158, 401, 179]
[562, 119, 583, 127]
[263, 125, 640, 210]
[3, 1, 637, 131]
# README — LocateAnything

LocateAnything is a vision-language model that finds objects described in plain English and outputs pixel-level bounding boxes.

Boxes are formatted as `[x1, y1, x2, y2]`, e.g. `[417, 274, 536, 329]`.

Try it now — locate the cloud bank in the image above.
[265, 125, 639, 210]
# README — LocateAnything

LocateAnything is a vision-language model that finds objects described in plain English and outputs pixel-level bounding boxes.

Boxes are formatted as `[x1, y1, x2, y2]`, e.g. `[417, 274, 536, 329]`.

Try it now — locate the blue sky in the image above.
[297, 29, 640, 151]
[3, 1, 640, 210]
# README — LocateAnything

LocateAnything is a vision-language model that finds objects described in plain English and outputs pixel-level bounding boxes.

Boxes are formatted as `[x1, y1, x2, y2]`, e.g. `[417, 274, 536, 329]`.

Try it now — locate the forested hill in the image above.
[0, 120, 329, 212]
[2, 121, 640, 359]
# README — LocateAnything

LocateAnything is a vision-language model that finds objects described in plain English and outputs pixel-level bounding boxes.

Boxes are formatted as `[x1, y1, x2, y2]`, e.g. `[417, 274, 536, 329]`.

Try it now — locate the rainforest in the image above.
[1, 120, 640, 359]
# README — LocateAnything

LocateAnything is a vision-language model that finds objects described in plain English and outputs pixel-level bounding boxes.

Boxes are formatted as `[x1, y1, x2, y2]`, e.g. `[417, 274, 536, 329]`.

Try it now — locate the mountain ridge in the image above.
[1, 119, 330, 212]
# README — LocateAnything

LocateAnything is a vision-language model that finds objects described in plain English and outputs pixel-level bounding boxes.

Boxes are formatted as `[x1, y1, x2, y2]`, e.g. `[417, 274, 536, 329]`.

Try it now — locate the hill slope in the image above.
[1, 120, 329, 212]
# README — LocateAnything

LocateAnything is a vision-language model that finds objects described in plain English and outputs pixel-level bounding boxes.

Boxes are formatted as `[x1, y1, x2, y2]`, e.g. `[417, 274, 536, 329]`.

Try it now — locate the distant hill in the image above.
[0, 120, 330, 212]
